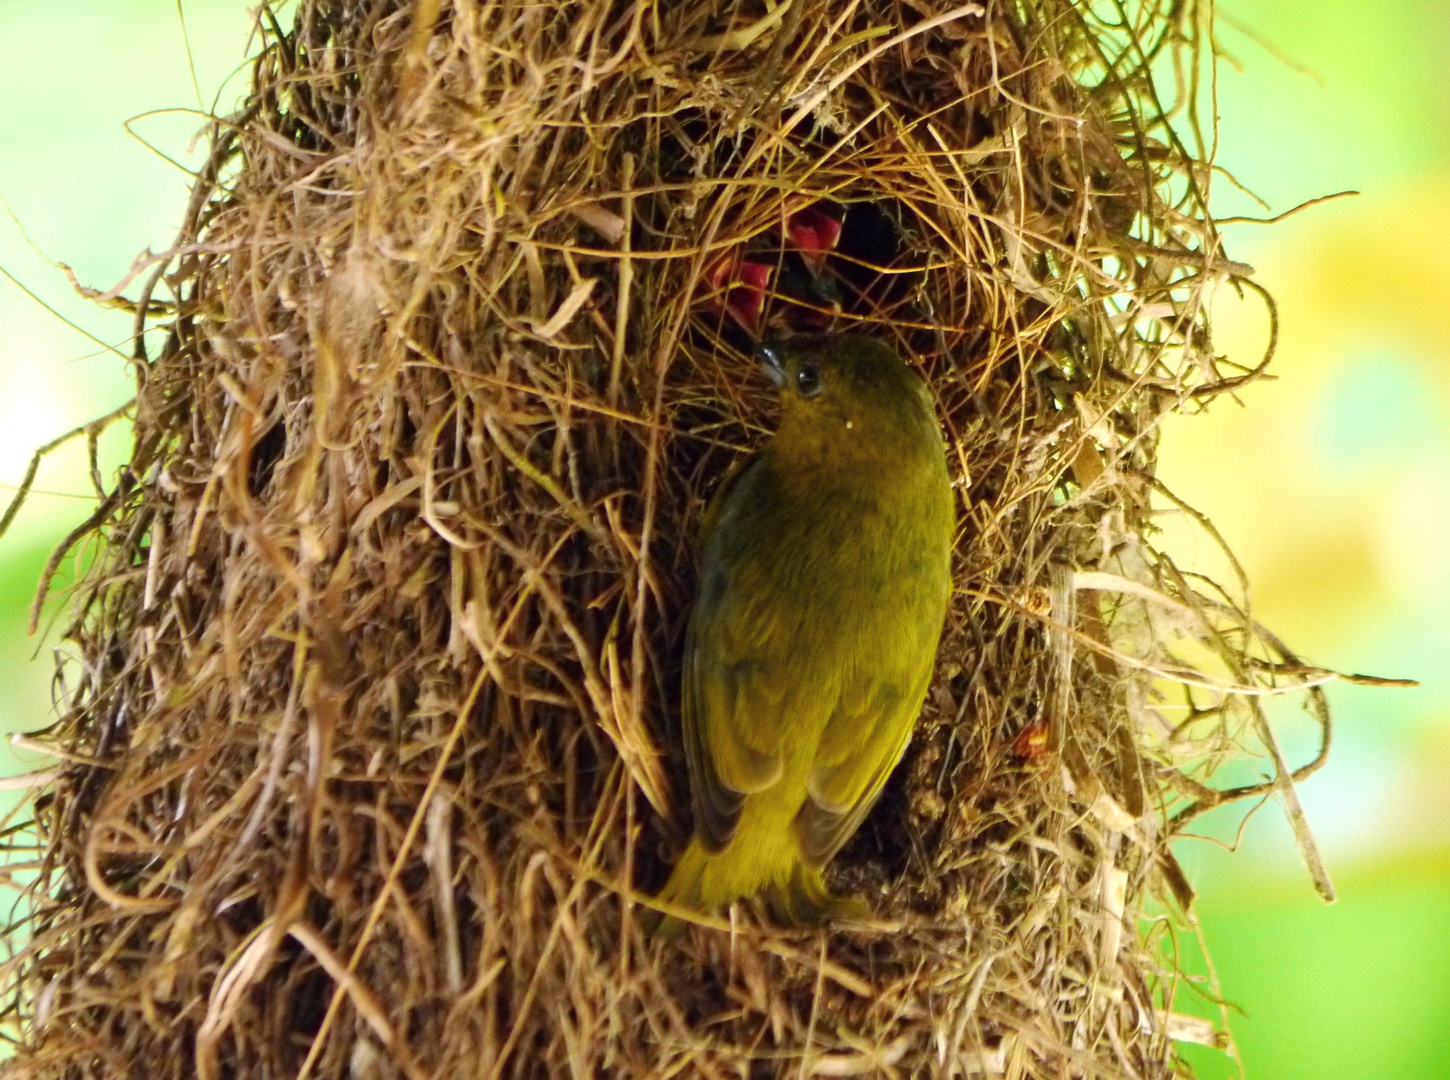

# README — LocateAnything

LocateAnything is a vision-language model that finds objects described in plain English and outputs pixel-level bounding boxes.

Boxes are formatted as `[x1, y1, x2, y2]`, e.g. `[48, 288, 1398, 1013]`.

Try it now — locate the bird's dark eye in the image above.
[796, 364, 822, 397]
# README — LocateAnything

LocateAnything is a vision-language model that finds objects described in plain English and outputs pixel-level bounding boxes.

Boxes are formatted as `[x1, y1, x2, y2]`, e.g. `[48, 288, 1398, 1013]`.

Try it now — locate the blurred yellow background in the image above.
[1155, 4, 1450, 1076]
[0, 4, 1445, 1077]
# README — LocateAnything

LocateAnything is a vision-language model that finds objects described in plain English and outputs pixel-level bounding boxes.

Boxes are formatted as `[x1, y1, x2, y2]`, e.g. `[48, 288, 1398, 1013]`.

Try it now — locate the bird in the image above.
[653, 334, 955, 931]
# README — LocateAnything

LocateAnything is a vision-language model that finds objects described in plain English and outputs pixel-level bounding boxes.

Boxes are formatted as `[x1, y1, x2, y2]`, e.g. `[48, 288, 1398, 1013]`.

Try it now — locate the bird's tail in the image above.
[770, 862, 871, 926]
[646, 837, 715, 938]
[646, 837, 869, 936]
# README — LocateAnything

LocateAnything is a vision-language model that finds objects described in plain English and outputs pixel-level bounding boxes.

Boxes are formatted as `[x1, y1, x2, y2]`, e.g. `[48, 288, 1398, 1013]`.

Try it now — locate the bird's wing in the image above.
[680, 622, 742, 849]
[796, 660, 934, 865]
[682, 456, 789, 850]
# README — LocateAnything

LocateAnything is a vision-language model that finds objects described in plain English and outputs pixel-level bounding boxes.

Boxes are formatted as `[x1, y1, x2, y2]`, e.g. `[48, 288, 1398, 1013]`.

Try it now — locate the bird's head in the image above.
[756, 335, 937, 454]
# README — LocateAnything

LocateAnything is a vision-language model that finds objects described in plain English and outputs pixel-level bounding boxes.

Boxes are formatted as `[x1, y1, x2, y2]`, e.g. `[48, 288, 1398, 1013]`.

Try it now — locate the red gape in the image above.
[693, 202, 843, 333]
[782, 206, 842, 271]
[700, 256, 774, 332]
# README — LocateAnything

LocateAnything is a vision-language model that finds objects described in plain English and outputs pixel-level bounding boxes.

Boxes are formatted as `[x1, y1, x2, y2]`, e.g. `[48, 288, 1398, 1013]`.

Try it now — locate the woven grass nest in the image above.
[0, 1, 1350, 1077]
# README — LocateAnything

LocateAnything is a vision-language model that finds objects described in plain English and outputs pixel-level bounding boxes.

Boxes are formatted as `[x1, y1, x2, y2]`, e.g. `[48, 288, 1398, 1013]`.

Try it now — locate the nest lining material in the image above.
[0, 1, 1346, 1077]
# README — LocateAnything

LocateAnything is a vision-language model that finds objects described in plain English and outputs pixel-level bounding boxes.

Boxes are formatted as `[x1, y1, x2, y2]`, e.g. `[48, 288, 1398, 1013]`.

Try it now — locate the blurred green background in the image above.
[0, 4, 1445, 1077]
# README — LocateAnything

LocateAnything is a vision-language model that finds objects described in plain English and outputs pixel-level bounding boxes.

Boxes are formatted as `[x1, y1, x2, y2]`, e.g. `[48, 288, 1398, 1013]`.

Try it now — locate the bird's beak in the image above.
[756, 342, 786, 387]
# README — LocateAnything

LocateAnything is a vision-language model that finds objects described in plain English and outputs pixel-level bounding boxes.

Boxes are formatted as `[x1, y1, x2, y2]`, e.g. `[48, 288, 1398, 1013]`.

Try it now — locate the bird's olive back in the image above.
[664, 332, 956, 924]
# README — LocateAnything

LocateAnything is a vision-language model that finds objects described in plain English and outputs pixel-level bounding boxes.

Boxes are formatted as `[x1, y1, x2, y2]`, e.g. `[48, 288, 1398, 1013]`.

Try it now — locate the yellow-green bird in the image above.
[656, 334, 955, 928]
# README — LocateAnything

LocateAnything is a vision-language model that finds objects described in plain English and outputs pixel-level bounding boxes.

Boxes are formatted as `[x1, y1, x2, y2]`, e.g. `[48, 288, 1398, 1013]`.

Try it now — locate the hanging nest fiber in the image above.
[2, 0, 1344, 1077]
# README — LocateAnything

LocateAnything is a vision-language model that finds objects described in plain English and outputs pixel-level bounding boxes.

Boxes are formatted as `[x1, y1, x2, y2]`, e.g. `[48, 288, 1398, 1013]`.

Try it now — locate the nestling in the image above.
[654, 334, 955, 930]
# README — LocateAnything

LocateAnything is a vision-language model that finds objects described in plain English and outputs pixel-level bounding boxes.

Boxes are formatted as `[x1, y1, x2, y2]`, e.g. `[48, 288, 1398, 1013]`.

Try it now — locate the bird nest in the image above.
[0, 1, 1345, 1077]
